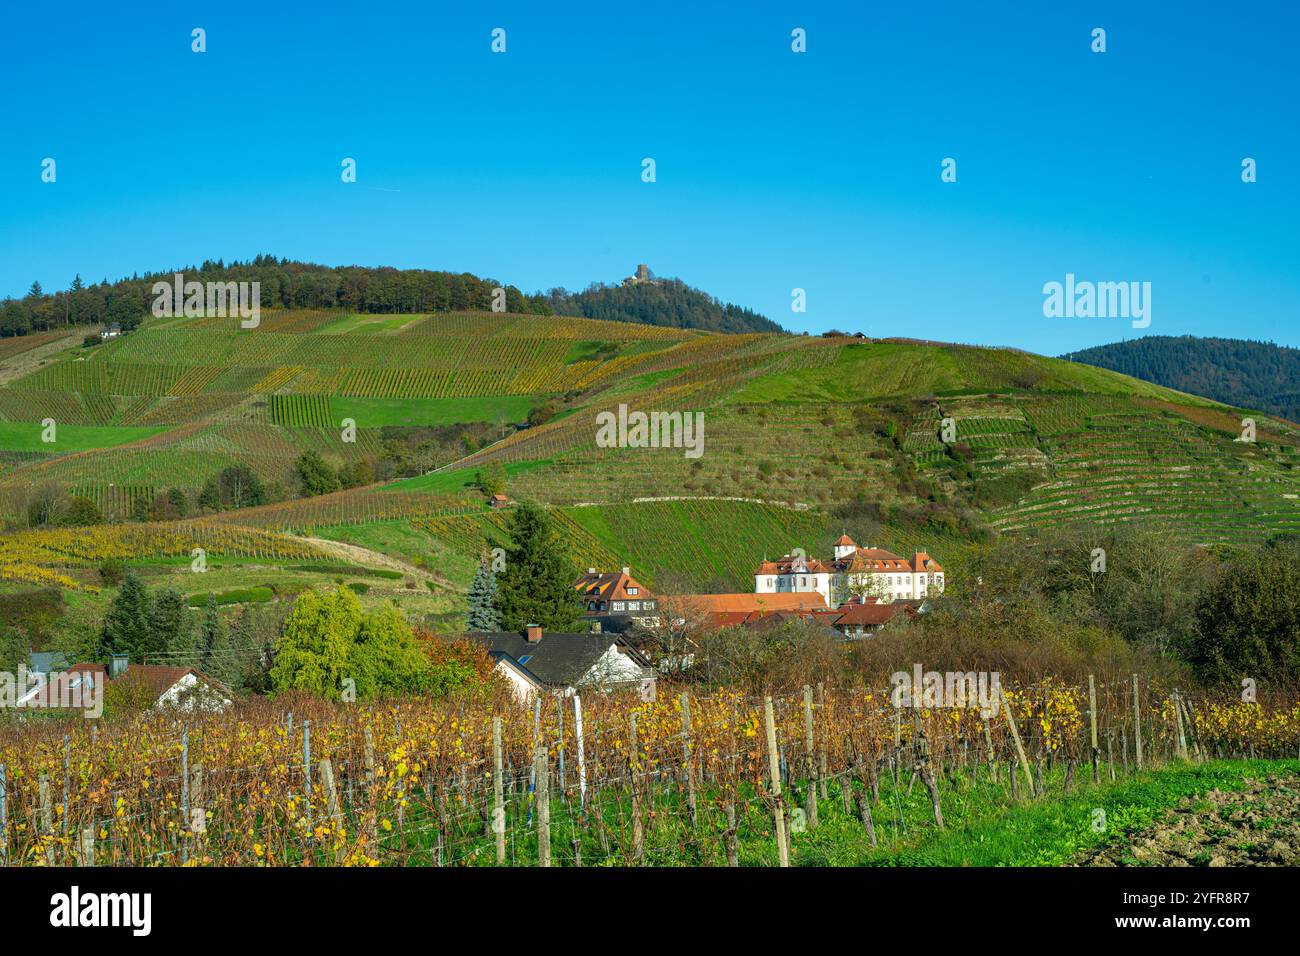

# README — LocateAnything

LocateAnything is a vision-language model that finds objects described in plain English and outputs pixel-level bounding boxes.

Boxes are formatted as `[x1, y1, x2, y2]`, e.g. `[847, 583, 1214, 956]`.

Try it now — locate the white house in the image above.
[754, 535, 944, 606]
[467, 625, 656, 702]
[13, 661, 231, 713]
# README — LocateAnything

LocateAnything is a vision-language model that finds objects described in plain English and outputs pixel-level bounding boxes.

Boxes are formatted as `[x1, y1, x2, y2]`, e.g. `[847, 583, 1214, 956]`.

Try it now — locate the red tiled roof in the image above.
[678, 593, 828, 614]
[22, 663, 225, 709]
[19, 663, 106, 709]
[574, 569, 653, 601]
[757, 547, 943, 575]
[832, 603, 912, 626]
[113, 665, 208, 700]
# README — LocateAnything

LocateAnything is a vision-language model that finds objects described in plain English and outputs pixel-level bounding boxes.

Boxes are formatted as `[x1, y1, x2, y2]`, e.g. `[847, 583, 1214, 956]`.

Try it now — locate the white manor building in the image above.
[754, 535, 944, 607]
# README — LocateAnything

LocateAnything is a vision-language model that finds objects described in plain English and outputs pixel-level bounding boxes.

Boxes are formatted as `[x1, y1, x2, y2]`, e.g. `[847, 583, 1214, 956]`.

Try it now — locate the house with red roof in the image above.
[574, 567, 659, 632]
[14, 658, 231, 714]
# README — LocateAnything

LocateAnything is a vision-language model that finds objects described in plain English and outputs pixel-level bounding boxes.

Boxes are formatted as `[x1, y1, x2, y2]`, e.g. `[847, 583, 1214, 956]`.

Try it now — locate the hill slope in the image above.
[3, 314, 1299, 604]
[1066, 335, 1300, 423]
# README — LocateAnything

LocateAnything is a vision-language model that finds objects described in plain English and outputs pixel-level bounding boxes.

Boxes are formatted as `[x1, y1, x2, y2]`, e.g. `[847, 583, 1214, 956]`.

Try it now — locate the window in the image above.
[627, 587, 638, 595]
[613, 601, 625, 611]
[627, 601, 640, 611]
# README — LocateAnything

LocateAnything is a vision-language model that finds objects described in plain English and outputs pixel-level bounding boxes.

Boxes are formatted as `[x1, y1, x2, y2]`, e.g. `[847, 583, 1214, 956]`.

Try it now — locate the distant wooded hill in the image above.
[1066, 335, 1300, 423]
[1, 258, 778, 338]
[541, 277, 783, 334]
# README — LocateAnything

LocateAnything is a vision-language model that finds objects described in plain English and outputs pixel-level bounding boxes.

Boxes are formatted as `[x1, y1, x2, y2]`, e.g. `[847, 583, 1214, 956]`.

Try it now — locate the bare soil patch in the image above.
[1080, 773, 1300, 867]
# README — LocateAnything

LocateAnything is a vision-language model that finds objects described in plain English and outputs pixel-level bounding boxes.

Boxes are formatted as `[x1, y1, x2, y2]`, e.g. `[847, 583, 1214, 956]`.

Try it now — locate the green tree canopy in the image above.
[296, 450, 341, 497]
[147, 586, 193, 662]
[269, 585, 360, 697]
[495, 502, 582, 632]
[1190, 543, 1300, 685]
[476, 461, 507, 497]
[99, 571, 153, 662]
[349, 604, 433, 697]
[0, 626, 30, 675]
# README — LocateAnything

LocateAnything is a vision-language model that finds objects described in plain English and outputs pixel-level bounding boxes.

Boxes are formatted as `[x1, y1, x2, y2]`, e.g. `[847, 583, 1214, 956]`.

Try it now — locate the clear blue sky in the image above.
[1, 0, 1295, 354]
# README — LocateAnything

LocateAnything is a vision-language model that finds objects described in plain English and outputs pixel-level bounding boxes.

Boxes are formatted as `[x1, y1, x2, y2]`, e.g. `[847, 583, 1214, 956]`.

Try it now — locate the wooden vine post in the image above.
[680, 692, 697, 831]
[802, 685, 819, 830]
[535, 742, 551, 867]
[1173, 693, 1189, 760]
[1000, 692, 1035, 797]
[492, 717, 506, 864]
[629, 712, 644, 864]
[1088, 674, 1100, 784]
[1132, 674, 1143, 771]
[764, 697, 790, 867]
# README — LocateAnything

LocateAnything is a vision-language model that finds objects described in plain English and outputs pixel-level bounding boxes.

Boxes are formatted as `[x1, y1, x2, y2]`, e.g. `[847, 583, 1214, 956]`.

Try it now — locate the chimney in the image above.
[525, 624, 542, 643]
[587, 567, 596, 574]
[108, 654, 129, 679]
[621, 566, 630, 576]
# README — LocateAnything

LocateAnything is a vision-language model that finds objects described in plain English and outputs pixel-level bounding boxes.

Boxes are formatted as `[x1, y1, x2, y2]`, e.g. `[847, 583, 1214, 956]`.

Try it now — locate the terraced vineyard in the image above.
[992, 410, 1300, 544]
[3, 306, 1299, 591]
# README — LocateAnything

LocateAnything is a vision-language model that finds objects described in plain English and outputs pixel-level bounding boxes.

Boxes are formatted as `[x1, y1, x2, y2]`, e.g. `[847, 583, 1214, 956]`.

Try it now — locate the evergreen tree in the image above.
[147, 586, 191, 662]
[495, 502, 582, 631]
[99, 571, 153, 661]
[198, 593, 223, 666]
[204, 598, 239, 690]
[466, 559, 501, 631]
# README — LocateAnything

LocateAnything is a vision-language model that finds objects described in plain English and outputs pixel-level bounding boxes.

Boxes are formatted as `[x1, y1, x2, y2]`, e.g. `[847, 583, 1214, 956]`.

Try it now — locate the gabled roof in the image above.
[466, 631, 650, 688]
[757, 545, 943, 576]
[114, 665, 226, 701]
[574, 569, 653, 601]
[18, 663, 105, 709]
[754, 555, 834, 574]
[831, 602, 914, 627]
[20, 663, 227, 709]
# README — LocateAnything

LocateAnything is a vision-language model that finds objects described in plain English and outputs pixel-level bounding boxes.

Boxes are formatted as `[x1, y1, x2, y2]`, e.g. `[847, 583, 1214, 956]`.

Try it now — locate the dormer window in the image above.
[627, 587, 638, 595]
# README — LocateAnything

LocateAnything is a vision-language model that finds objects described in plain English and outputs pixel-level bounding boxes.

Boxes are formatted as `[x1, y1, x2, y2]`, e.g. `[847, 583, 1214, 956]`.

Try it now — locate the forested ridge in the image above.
[1067, 335, 1300, 422]
[1, 257, 778, 337]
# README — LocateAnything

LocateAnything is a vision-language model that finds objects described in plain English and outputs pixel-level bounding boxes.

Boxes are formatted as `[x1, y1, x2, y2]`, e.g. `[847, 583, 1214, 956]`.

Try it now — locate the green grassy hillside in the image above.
[3, 311, 1298, 611]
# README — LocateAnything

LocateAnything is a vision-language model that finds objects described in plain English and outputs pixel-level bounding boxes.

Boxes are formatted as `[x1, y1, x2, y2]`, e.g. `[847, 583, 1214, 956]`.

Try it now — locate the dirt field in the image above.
[1079, 773, 1300, 867]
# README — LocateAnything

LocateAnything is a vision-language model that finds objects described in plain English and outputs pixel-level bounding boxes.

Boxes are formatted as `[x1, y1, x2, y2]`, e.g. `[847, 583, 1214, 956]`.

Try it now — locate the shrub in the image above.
[99, 558, 126, 586]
